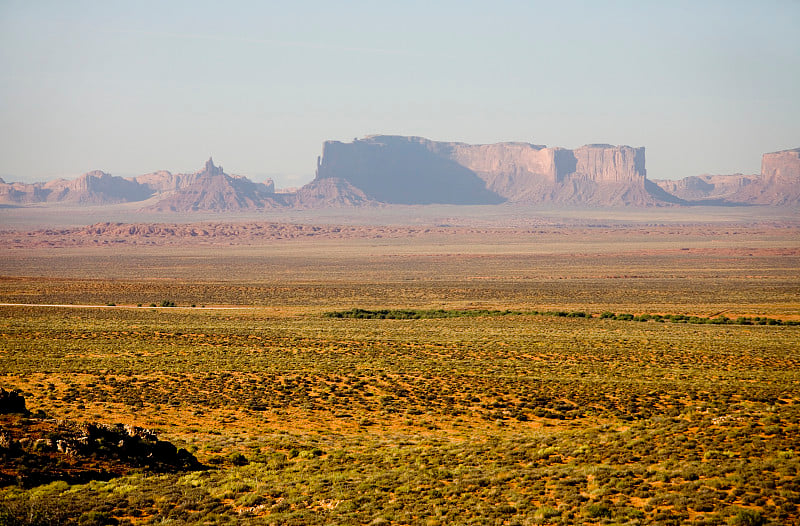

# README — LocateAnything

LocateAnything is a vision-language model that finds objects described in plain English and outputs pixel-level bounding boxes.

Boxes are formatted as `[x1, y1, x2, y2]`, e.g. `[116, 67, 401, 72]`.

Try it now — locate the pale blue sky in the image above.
[1, 0, 798, 187]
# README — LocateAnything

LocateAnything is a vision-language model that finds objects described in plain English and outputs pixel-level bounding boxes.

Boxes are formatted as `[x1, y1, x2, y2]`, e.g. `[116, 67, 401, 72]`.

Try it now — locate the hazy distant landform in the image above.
[1, 137, 798, 210]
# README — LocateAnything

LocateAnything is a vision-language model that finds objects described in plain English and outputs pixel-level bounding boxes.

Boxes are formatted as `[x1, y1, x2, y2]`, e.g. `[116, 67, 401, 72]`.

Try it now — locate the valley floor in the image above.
[0, 220, 798, 524]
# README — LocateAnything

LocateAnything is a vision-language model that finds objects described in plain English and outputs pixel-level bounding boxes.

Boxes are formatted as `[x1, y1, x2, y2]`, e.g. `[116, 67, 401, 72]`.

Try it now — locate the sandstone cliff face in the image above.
[733, 148, 800, 205]
[312, 136, 658, 206]
[572, 145, 646, 183]
[761, 148, 800, 183]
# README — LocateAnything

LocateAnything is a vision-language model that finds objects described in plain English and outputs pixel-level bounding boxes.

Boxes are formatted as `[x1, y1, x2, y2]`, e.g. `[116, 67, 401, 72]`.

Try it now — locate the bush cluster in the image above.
[325, 308, 798, 325]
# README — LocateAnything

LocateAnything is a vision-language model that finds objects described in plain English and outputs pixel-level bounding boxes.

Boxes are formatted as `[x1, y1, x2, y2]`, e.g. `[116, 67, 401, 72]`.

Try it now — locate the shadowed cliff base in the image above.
[316, 136, 505, 205]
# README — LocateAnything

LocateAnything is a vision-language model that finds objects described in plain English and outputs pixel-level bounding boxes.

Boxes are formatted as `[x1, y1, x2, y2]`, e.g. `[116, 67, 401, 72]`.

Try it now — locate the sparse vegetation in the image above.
[0, 224, 797, 524]
[325, 308, 800, 325]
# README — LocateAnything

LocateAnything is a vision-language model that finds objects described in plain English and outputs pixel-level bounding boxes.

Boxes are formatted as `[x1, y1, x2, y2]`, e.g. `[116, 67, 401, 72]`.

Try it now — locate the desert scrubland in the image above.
[0, 215, 798, 525]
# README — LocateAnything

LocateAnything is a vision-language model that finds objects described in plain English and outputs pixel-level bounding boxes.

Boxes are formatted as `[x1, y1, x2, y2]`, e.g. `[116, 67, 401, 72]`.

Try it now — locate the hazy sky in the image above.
[1, 1, 798, 187]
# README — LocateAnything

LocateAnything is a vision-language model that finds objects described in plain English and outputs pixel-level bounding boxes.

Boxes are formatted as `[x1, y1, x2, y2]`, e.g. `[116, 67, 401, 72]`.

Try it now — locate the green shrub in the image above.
[585, 502, 612, 518]
[728, 508, 765, 526]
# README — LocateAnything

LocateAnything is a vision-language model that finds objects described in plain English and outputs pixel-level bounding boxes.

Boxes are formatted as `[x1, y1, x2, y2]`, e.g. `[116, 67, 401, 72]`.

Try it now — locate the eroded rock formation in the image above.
[142, 158, 282, 212]
[0, 158, 279, 211]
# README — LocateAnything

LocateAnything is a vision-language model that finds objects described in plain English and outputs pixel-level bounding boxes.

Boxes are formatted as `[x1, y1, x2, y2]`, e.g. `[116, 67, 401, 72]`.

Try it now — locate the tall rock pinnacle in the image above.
[204, 157, 223, 176]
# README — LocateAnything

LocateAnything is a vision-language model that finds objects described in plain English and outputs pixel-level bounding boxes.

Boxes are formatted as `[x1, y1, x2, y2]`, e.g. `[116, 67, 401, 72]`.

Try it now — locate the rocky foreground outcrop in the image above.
[312, 136, 673, 206]
[0, 388, 27, 414]
[0, 390, 202, 487]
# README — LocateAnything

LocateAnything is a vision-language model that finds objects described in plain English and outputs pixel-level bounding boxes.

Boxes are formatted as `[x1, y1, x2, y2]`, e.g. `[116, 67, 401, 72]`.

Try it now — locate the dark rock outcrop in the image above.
[0, 388, 27, 415]
[0, 394, 203, 487]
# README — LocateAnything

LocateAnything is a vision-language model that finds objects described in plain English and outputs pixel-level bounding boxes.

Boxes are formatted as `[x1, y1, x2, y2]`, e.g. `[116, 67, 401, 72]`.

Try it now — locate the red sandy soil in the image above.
[1, 221, 798, 252]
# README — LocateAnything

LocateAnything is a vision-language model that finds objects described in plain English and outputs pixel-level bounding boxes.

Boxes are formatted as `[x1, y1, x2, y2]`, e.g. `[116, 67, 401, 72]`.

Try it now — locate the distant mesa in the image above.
[0, 142, 797, 210]
[653, 148, 800, 206]
[0, 170, 153, 205]
[313, 135, 674, 206]
[654, 174, 759, 203]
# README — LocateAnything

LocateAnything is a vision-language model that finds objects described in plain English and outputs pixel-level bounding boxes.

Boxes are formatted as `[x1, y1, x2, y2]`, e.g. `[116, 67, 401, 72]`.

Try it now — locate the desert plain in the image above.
[0, 206, 798, 525]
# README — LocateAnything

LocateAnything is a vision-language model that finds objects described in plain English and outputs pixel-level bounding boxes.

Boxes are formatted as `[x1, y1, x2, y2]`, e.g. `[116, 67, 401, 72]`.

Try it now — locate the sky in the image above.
[1, 1, 798, 188]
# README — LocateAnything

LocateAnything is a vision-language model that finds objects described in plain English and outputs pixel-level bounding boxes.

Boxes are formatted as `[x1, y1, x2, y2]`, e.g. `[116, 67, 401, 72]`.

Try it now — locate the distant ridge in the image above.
[0, 158, 280, 211]
[0, 170, 153, 205]
[1, 141, 797, 210]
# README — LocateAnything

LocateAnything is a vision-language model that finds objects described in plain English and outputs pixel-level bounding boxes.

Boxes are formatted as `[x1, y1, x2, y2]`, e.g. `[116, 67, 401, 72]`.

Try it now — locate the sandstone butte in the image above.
[0, 140, 797, 209]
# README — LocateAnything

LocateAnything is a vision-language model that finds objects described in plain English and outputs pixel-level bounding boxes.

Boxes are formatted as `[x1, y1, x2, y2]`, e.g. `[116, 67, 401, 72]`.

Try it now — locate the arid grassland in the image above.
[0, 223, 798, 525]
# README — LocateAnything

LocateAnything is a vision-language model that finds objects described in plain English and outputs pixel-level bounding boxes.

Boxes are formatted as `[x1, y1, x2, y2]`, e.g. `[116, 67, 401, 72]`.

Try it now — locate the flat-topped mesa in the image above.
[314, 135, 654, 205]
